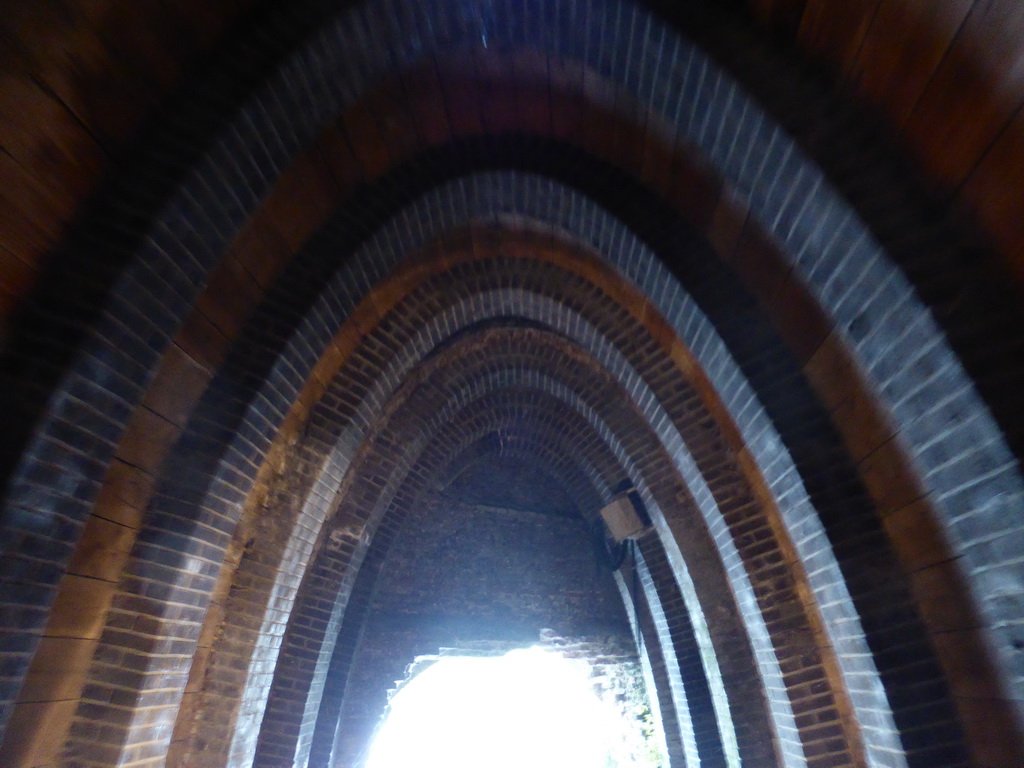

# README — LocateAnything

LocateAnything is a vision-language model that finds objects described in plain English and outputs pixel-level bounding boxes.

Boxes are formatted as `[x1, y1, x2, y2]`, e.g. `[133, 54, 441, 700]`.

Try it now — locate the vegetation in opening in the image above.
[363, 647, 661, 768]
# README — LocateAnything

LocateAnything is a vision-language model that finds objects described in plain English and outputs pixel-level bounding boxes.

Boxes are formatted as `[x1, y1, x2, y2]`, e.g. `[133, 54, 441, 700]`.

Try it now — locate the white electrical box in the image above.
[599, 494, 646, 543]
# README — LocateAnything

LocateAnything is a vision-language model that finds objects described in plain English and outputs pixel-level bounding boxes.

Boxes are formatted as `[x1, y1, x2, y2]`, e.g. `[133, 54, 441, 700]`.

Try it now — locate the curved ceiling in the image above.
[1, 3, 1023, 768]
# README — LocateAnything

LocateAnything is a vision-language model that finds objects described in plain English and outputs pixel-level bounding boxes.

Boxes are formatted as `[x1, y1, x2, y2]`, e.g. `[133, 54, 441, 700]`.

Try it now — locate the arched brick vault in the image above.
[238, 334, 751, 768]
[142, 217, 895, 768]
[0, 143, 1019, 765]
[240, 345, 753, 768]
[2, 1, 1024, 768]
[151, 196, 999, 768]
[16, 198, 999, 768]
[2, 1, 1023, 320]
[157, 264, 775, 768]
[32, 163, 1015, 768]
[437, 437, 587, 508]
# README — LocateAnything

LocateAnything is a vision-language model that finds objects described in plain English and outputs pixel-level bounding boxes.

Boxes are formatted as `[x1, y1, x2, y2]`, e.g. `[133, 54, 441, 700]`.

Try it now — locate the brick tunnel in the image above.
[1, 1, 1024, 767]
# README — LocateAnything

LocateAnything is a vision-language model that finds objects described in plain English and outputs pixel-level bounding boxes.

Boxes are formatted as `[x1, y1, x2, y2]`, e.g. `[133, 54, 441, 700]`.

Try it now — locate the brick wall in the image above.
[0, 2, 1023, 768]
[324, 498, 631, 766]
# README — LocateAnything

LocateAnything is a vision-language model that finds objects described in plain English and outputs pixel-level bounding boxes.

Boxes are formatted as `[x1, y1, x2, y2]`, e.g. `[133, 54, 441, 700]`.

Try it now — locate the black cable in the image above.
[591, 519, 628, 571]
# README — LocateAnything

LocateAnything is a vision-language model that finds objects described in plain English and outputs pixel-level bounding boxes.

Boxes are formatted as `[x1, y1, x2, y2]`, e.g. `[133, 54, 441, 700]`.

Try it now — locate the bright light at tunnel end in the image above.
[363, 647, 645, 768]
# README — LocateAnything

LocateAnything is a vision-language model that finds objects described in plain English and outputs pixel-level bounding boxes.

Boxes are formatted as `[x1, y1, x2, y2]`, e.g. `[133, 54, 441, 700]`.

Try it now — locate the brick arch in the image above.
[6, 1, 1016, 635]
[437, 437, 591, 511]
[3, 1, 1021, 340]
[207, 166, 961, 766]
[2, 3, 1024, 765]
[149, 280, 671, 765]
[251, 373, 741, 768]
[132, 73, 1014, 766]
[54, 182, 942, 768]
[249, 401, 623, 766]
[9, 132, 1007, 768]
[293, 331, 795, 768]
[283, 275, 847, 768]
[157, 231, 872, 768]
[282, 169, 1024, 768]
[299, 313, 860, 768]
[256, 409, 624, 768]
[164, 250, 646, 768]
[37, 138, 983, 768]
[441, 433, 602, 509]
[151, 233, 835, 768]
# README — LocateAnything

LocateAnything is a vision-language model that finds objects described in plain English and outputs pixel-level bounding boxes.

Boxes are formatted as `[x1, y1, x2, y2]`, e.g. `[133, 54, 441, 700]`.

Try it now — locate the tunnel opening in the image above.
[361, 644, 662, 768]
